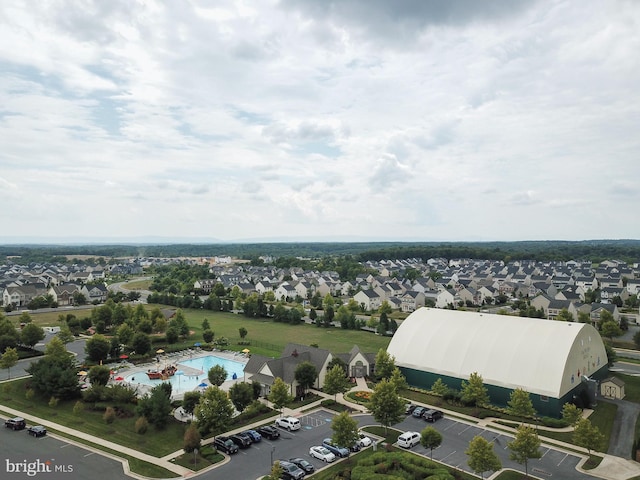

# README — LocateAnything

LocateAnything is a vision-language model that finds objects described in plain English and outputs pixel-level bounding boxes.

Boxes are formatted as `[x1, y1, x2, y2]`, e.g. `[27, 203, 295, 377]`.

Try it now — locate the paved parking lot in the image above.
[395, 414, 600, 480]
[207, 409, 602, 480]
[0, 425, 129, 480]
[2, 407, 602, 479]
[207, 410, 341, 479]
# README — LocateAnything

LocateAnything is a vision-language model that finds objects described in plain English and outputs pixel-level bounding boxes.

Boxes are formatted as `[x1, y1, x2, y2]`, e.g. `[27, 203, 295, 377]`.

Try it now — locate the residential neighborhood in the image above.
[2, 256, 639, 329]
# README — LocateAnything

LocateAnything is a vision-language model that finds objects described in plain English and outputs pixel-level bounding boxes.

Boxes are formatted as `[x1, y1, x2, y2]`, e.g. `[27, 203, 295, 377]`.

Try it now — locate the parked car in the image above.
[422, 409, 444, 422]
[309, 446, 336, 463]
[322, 438, 350, 458]
[277, 460, 306, 480]
[397, 431, 420, 448]
[405, 403, 417, 415]
[213, 436, 239, 454]
[289, 458, 315, 474]
[357, 432, 372, 447]
[256, 425, 281, 440]
[27, 425, 47, 437]
[4, 417, 26, 430]
[229, 432, 252, 448]
[242, 429, 262, 442]
[275, 416, 301, 431]
[411, 406, 426, 418]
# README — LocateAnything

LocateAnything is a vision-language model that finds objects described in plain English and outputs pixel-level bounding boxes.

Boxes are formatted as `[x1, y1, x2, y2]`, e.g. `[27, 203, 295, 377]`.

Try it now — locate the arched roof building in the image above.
[387, 308, 608, 416]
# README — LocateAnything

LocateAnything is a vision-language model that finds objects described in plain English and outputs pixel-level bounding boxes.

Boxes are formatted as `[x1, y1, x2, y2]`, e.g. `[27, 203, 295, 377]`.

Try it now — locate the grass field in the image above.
[15, 305, 391, 358]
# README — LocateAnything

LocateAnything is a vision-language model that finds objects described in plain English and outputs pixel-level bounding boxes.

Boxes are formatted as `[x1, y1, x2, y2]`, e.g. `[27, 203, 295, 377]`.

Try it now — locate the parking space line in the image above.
[60, 444, 71, 448]
[557, 452, 568, 466]
[439, 450, 457, 462]
[83, 452, 94, 458]
[540, 447, 550, 458]
[458, 425, 472, 435]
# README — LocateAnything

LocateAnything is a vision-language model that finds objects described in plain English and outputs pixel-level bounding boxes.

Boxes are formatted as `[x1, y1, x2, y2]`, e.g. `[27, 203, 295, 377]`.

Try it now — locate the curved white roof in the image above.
[387, 308, 607, 398]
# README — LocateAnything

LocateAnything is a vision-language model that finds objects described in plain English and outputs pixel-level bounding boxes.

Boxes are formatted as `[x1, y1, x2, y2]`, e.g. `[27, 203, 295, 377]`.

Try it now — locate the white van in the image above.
[275, 416, 301, 431]
[397, 431, 420, 448]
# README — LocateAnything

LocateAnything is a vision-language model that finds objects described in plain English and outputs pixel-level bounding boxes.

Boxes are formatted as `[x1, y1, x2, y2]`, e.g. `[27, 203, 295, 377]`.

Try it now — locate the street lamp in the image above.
[270, 445, 275, 468]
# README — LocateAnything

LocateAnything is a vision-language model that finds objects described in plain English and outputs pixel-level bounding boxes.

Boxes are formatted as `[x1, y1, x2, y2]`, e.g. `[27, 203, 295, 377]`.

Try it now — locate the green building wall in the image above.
[399, 364, 609, 418]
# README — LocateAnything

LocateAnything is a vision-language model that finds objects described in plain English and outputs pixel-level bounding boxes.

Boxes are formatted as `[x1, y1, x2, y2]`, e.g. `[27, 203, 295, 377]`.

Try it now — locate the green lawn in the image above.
[619, 374, 640, 403]
[17, 305, 391, 359]
[0, 379, 189, 457]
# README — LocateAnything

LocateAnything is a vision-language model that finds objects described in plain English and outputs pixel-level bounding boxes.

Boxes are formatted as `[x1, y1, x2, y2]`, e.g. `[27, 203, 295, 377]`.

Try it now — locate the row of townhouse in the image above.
[531, 294, 622, 323]
[193, 257, 640, 316]
[1, 282, 109, 308]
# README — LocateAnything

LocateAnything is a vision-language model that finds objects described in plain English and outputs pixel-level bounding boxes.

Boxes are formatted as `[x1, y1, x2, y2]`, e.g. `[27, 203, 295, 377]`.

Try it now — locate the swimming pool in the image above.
[124, 354, 246, 395]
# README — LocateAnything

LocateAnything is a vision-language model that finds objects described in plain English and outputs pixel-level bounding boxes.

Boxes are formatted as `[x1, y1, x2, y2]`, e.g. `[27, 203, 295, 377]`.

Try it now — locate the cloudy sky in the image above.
[1, 0, 639, 243]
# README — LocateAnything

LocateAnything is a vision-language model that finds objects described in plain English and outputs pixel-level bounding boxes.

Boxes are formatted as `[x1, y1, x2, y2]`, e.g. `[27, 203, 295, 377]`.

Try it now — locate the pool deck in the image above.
[109, 348, 250, 400]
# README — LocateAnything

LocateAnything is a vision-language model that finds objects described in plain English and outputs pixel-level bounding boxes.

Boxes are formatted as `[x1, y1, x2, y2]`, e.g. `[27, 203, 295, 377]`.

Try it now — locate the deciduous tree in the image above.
[229, 382, 254, 413]
[374, 348, 395, 381]
[183, 423, 201, 454]
[561, 403, 582, 426]
[420, 426, 443, 460]
[294, 361, 318, 394]
[507, 425, 542, 478]
[0, 347, 19, 379]
[573, 418, 605, 455]
[20, 323, 45, 348]
[331, 411, 359, 455]
[85, 334, 111, 362]
[323, 364, 350, 402]
[208, 364, 227, 387]
[194, 386, 234, 436]
[368, 378, 404, 433]
[466, 435, 502, 479]
[268, 377, 293, 415]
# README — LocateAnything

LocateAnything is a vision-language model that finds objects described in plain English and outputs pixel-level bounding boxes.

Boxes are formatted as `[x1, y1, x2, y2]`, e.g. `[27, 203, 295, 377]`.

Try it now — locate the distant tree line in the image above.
[3, 239, 640, 265]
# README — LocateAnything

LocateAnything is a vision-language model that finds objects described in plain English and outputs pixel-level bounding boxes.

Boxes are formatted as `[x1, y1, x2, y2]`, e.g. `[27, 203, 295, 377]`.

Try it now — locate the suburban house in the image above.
[353, 289, 382, 311]
[81, 284, 109, 304]
[275, 283, 297, 301]
[2, 284, 48, 308]
[48, 283, 80, 306]
[400, 291, 426, 312]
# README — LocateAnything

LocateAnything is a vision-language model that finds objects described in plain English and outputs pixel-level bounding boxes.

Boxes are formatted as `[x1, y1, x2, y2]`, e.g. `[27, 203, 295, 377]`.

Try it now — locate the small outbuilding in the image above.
[600, 377, 625, 400]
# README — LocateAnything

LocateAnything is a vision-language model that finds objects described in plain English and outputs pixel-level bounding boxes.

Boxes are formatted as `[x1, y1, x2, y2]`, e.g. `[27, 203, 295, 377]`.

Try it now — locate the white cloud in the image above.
[0, 0, 639, 242]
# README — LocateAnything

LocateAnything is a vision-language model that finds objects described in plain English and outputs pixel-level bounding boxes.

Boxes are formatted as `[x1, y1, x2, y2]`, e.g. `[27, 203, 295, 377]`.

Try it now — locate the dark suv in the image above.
[5, 417, 26, 430]
[230, 432, 252, 449]
[422, 409, 444, 422]
[213, 436, 239, 454]
[276, 460, 306, 480]
[256, 425, 280, 440]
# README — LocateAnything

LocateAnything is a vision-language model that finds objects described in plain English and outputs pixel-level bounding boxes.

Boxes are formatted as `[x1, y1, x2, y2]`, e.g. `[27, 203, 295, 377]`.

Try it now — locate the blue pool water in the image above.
[124, 355, 246, 395]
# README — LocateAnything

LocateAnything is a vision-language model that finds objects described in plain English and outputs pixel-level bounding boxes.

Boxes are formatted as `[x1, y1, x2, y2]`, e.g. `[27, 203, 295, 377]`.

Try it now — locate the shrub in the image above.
[540, 416, 569, 428]
[25, 388, 34, 400]
[103, 406, 116, 424]
[49, 396, 59, 407]
[135, 416, 149, 434]
[73, 401, 84, 416]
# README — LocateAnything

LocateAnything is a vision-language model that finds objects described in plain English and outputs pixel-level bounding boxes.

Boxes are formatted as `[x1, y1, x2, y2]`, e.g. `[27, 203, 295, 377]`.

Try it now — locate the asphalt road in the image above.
[0, 422, 129, 480]
[0, 333, 87, 382]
